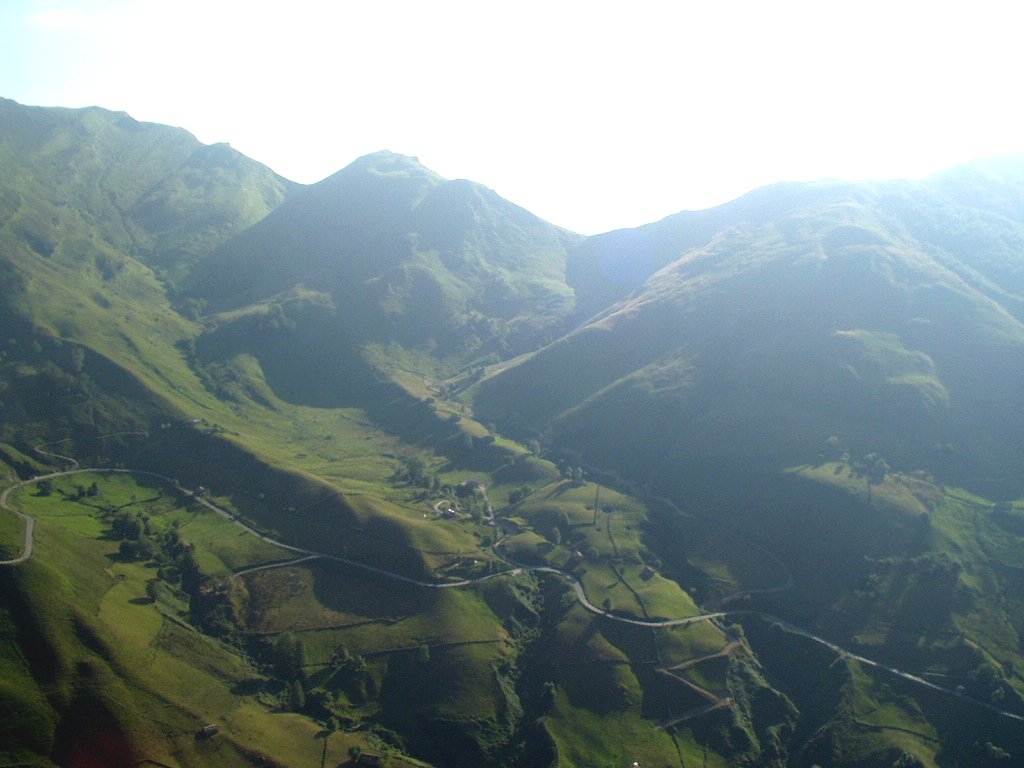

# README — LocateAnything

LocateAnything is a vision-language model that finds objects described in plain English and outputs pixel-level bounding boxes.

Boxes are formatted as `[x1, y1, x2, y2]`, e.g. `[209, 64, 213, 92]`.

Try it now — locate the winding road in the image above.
[2, 463, 1023, 725]
[0, 481, 36, 564]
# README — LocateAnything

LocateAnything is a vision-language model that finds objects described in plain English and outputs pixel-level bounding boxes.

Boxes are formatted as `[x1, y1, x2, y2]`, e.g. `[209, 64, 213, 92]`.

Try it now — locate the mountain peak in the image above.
[336, 149, 440, 180]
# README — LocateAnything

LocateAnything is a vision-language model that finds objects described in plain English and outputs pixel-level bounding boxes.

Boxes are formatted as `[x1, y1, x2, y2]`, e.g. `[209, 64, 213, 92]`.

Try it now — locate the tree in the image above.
[333, 642, 350, 663]
[557, 510, 570, 534]
[891, 752, 925, 768]
[119, 540, 140, 560]
[35, 479, 53, 496]
[275, 632, 307, 681]
[177, 545, 202, 592]
[509, 485, 533, 504]
[111, 512, 143, 541]
[978, 742, 1011, 762]
[286, 679, 305, 711]
[398, 455, 428, 486]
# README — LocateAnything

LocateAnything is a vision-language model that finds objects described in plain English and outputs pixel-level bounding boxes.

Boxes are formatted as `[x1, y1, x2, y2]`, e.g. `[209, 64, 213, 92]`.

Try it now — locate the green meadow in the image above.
[0, 470, 424, 766]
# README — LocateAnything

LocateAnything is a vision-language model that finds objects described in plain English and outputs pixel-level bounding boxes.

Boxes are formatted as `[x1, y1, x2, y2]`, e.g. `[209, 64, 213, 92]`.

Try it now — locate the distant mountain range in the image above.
[2, 97, 1024, 768]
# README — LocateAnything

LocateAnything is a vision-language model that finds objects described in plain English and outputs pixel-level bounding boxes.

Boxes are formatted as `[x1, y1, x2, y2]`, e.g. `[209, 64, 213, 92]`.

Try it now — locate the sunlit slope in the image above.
[564, 180, 856, 321]
[0, 97, 295, 282]
[5, 98, 1024, 767]
[0, 471, 432, 768]
[0, 98, 297, 430]
[477, 170, 1024, 493]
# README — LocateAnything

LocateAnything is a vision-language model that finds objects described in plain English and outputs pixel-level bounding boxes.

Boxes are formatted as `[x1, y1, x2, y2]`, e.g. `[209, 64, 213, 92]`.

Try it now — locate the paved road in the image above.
[0, 481, 36, 564]
[33, 439, 80, 470]
[3, 465, 1023, 725]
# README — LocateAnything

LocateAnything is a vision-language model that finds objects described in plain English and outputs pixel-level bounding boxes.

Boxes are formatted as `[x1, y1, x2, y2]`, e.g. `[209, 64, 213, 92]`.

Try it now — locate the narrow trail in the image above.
[709, 539, 796, 609]
[33, 439, 80, 470]
[0, 481, 35, 564]
[661, 643, 741, 672]
[233, 554, 321, 577]
[658, 699, 732, 730]
[3, 463, 1023, 725]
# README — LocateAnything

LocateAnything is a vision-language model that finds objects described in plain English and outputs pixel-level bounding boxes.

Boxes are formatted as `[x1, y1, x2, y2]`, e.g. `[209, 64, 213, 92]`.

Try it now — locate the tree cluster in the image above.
[507, 485, 532, 505]
[395, 455, 429, 487]
[558, 463, 585, 486]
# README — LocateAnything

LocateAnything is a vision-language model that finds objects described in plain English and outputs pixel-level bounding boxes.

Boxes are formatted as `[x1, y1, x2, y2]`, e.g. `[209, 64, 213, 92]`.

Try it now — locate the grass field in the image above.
[507, 480, 702, 621]
[545, 686, 700, 768]
[848, 662, 941, 768]
[9, 471, 291, 573]
[788, 462, 936, 520]
[1, 425, 747, 766]
[0, 502, 26, 560]
[0, 469, 428, 766]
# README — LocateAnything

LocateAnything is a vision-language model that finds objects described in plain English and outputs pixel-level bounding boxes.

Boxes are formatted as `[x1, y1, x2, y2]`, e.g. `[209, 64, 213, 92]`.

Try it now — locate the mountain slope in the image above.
[0, 98, 299, 459]
[0, 97, 296, 281]
[185, 151, 581, 407]
[476, 169, 1024, 494]
[3, 98, 1024, 767]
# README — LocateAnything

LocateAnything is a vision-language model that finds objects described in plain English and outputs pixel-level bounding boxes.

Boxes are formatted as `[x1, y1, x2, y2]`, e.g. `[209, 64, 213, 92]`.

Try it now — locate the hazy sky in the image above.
[2, 0, 1022, 233]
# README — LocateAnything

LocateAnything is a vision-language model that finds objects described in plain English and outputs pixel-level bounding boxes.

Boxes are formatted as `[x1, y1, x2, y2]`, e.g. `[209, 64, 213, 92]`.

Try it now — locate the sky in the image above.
[1, 0, 1023, 234]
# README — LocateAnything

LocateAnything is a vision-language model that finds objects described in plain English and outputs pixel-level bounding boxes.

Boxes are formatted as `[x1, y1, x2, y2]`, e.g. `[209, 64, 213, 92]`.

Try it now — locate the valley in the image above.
[2, 97, 1024, 767]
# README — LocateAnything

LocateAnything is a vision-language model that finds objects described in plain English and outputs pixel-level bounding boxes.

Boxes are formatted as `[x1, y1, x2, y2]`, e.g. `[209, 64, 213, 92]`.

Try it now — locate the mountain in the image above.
[0, 97, 297, 282]
[2, 98, 1024, 768]
[183, 150, 580, 407]
[0, 98, 296, 454]
[478, 171, 1024, 493]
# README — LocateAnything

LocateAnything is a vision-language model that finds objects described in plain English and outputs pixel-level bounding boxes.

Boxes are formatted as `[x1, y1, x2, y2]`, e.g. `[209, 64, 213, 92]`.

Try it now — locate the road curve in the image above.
[0, 482, 35, 564]
[2, 466, 1023, 724]
[33, 440, 80, 470]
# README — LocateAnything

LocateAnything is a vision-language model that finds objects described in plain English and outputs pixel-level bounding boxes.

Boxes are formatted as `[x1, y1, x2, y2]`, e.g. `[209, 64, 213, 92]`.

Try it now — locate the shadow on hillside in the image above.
[231, 678, 266, 695]
[308, 560, 440, 619]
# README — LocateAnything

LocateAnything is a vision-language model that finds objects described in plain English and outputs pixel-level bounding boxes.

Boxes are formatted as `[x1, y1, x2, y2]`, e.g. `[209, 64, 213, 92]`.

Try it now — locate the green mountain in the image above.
[474, 168, 1024, 766]
[0, 97, 295, 453]
[2, 97, 1024, 768]
[479, 172, 1024, 491]
[185, 151, 579, 407]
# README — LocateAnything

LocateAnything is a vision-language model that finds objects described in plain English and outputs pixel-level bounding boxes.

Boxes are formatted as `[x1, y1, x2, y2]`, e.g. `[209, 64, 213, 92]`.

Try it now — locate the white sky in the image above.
[1, 0, 1023, 234]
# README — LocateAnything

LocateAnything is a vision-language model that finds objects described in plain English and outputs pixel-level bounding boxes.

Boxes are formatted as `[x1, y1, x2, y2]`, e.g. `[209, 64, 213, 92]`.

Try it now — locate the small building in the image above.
[197, 724, 220, 739]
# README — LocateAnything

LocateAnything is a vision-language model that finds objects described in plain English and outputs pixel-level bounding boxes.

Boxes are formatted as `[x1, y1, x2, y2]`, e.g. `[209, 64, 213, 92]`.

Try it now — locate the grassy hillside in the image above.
[476, 176, 1024, 494]
[0, 97, 297, 454]
[184, 151, 581, 409]
[5, 98, 1024, 766]
[0, 471, 424, 767]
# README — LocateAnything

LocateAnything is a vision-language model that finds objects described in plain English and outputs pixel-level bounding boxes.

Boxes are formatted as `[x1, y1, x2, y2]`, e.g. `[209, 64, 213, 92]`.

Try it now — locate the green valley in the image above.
[2, 97, 1024, 767]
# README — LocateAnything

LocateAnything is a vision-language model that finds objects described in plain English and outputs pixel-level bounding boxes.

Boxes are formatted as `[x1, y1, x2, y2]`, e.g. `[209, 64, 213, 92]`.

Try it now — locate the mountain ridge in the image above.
[3, 97, 1024, 768]
[478, 170, 1024, 496]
